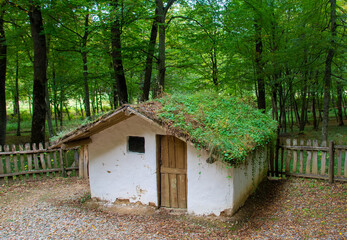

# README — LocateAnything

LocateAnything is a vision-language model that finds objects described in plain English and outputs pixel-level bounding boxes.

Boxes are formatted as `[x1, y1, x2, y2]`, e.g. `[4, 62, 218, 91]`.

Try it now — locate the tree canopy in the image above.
[0, 0, 346, 144]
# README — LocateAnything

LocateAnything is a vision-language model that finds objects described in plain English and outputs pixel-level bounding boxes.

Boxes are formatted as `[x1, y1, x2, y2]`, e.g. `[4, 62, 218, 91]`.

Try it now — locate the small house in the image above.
[53, 92, 277, 216]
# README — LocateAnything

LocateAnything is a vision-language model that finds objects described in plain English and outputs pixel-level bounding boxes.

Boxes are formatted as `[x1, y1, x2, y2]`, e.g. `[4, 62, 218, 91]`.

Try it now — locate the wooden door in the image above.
[160, 136, 187, 208]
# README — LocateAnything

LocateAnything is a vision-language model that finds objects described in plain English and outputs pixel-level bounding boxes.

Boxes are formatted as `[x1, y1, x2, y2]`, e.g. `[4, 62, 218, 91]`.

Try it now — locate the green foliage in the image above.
[155, 92, 277, 165]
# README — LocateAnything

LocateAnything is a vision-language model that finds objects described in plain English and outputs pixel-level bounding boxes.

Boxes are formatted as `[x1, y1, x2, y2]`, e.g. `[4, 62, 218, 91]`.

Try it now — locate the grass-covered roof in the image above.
[135, 92, 277, 165]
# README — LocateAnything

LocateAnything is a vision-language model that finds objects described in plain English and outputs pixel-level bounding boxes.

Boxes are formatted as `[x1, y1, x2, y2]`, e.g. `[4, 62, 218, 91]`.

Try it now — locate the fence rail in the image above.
[269, 138, 347, 182]
[0, 142, 87, 183]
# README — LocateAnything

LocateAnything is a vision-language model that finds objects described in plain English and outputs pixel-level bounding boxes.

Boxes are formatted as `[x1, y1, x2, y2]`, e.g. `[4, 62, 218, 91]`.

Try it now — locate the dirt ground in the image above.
[0, 177, 346, 239]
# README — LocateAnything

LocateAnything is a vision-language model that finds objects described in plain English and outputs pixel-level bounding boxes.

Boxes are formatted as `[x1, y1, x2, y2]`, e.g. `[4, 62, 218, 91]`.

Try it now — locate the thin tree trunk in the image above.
[52, 61, 58, 132]
[293, 96, 300, 127]
[111, 0, 128, 105]
[141, 9, 158, 101]
[312, 92, 318, 130]
[336, 80, 344, 126]
[254, 13, 265, 111]
[45, 82, 54, 137]
[312, 72, 318, 130]
[82, 13, 91, 118]
[15, 52, 20, 136]
[79, 96, 84, 118]
[29, 2, 47, 144]
[322, 0, 336, 142]
[0, 4, 6, 146]
[271, 85, 278, 121]
[59, 87, 63, 131]
[299, 78, 308, 133]
[211, 46, 218, 88]
[155, 0, 175, 94]
[157, 5, 166, 93]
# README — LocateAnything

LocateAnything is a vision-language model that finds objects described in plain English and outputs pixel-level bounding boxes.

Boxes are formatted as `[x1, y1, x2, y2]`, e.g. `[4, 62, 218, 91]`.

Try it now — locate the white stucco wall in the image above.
[232, 146, 268, 213]
[88, 115, 165, 206]
[187, 146, 268, 216]
[87, 113, 268, 216]
[186, 145, 234, 216]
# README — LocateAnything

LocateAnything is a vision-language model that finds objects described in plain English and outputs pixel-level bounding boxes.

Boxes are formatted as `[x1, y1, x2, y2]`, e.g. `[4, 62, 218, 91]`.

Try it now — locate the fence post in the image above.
[328, 141, 335, 184]
[60, 149, 66, 177]
[79, 146, 84, 178]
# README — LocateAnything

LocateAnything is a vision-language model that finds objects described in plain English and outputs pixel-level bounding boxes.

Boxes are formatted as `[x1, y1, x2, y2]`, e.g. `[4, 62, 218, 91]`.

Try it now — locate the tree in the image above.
[0, 2, 7, 146]
[141, 8, 158, 102]
[156, 0, 176, 93]
[111, 0, 128, 105]
[29, 1, 47, 144]
[322, 0, 337, 142]
[253, 0, 265, 111]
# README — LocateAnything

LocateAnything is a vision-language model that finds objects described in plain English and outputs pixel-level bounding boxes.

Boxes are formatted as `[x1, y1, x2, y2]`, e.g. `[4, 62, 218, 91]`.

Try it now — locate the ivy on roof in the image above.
[152, 92, 277, 165]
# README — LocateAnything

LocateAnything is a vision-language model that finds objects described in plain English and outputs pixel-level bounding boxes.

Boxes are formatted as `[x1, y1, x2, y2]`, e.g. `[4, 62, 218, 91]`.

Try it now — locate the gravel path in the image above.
[0, 178, 229, 239]
[0, 177, 345, 239]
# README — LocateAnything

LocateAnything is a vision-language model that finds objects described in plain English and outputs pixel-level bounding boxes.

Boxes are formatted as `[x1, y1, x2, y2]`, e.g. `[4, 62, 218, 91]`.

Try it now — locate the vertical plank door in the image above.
[160, 136, 187, 209]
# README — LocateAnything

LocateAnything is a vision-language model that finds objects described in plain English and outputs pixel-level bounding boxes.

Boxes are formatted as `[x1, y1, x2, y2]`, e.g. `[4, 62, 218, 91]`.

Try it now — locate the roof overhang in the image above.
[50, 105, 139, 149]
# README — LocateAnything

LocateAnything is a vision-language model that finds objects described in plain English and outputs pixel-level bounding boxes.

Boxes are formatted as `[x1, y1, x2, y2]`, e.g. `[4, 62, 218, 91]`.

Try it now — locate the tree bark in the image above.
[155, 0, 175, 94]
[299, 76, 308, 133]
[211, 46, 218, 87]
[82, 13, 91, 118]
[29, 2, 47, 144]
[45, 82, 54, 137]
[336, 80, 344, 126]
[322, 0, 336, 142]
[111, 0, 128, 106]
[312, 72, 318, 130]
[141, 9, 159, 102]
[15, 52, 20, 136]
[157, 1, 166, 93]
[0, 4, 6, 146]
[254, 13, 265, 112]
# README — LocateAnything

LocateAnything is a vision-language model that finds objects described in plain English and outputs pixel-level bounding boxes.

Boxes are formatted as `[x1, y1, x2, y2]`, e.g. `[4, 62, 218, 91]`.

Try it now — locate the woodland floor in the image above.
[0, 177, 345, 239]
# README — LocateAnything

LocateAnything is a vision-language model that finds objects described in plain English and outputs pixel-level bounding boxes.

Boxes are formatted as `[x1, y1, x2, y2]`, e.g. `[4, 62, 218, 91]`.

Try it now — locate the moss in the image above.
[149, 92, 277, 165]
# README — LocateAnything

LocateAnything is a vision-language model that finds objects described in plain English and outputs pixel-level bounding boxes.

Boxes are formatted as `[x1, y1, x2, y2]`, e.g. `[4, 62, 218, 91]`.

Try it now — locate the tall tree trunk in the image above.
[141, 9, 158, 101]
[45, 82, 54, 137]
[312, 72, 318, 130]
[271, 84, 278, 121]
[322, 0, 336, 142]
[211, 46, 218, 87]
[254, 12, 265, 111]
[59, 86, 63, 131]
[157, 3, 166, 93]
[82, 13, 91, 118]
[299, 77, 308, 133]
[336, 81, 344, 126]
[0, 4, 6, 146]
[15, 52, 20, 136]
[155, 0, 175, 94]
[312, 92, 318, 130]
[29, 2, 47, 144]
[111, 0, 128, 105]
[52, 58, 58, 132]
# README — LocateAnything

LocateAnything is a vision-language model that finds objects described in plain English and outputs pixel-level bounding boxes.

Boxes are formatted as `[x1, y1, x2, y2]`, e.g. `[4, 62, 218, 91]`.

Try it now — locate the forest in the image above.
[0, 0, 346, 145]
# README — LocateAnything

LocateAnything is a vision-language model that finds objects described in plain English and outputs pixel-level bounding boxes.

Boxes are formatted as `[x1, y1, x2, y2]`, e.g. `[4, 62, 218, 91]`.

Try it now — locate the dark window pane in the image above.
[128, 136, 145, 153]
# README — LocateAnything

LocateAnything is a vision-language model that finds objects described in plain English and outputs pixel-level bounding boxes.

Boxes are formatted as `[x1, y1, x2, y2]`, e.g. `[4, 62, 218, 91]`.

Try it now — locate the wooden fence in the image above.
[269, 138, 347, 182]
[0, 143, 89, 183]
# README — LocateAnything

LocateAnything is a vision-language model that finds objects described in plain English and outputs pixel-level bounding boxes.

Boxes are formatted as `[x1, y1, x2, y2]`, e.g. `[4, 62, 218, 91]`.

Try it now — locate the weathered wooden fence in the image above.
[0, 143, 89, 183]
[269, 138, 347, 182]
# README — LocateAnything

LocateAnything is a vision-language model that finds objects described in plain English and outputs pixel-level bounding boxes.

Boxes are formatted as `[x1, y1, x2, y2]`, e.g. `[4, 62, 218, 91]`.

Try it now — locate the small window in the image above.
[128, 136, 145, 153]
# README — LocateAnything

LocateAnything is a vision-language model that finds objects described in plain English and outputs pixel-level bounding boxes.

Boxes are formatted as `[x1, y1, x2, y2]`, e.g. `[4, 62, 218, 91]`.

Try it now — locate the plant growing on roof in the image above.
[150, 91, 277, 165]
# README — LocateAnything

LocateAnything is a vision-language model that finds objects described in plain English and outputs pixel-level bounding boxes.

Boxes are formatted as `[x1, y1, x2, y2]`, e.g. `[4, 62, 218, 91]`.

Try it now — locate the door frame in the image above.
[156, 135, 161, 208]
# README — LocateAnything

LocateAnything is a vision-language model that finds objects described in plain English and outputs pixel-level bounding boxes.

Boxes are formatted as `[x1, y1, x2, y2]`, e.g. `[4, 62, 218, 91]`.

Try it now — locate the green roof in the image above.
[135, 92, 277, 165]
